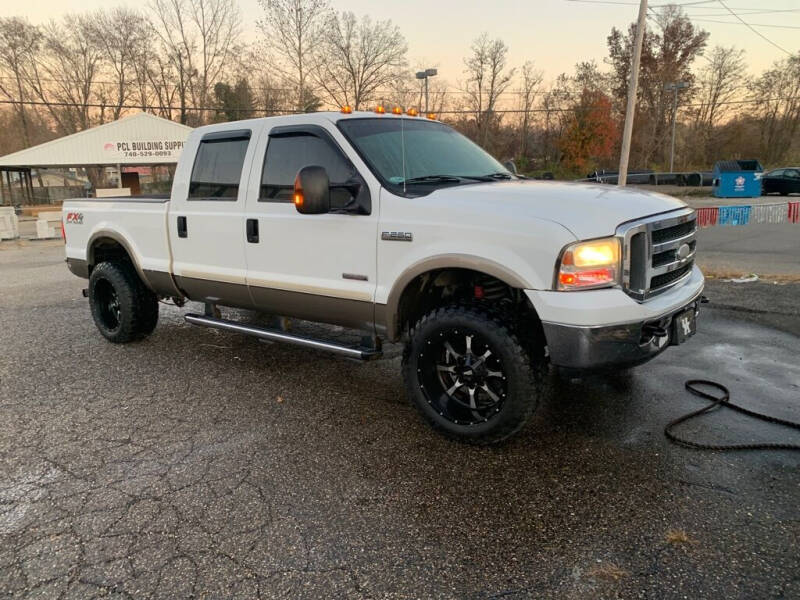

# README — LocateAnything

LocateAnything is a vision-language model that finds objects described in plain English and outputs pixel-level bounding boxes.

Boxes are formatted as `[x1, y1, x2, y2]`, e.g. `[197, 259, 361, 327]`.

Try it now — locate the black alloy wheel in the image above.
[94, 278, 122, 332]
[419, 328, 508, 425]
[88, 261, 159, 343]
[403, 305, 544, 445]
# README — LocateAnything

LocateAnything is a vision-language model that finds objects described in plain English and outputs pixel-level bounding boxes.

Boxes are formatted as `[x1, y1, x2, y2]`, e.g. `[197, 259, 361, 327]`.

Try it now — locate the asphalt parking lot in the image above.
[1, 241, 799, 599]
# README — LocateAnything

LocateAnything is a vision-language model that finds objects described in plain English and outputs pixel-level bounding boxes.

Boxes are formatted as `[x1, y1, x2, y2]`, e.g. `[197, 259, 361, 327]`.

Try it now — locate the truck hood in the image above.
[428, 180, 687, 240]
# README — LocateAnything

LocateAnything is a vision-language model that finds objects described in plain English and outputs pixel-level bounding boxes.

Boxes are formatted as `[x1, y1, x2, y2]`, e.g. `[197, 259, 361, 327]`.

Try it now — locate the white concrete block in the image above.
[0, 207, 19, 240]
[36, 219, 56, 239]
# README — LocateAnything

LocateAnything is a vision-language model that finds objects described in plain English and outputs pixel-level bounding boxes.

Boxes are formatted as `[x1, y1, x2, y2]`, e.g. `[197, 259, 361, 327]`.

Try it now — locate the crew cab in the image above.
[63, 111, 704, 444]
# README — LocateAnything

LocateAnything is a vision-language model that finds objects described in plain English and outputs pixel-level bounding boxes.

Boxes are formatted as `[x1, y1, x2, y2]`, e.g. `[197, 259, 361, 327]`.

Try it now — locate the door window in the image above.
[260, 133, 355, 208]
[189, 133, 250, 200]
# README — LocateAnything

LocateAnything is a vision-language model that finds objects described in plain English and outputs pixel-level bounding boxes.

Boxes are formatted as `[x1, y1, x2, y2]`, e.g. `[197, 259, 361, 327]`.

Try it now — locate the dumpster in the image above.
[712, 160, 763, 198]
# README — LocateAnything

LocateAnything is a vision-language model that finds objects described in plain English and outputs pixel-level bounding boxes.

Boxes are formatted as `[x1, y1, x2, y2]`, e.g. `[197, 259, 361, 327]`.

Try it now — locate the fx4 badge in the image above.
[66, 212, 84, 224]
[381, 231, 413, 242]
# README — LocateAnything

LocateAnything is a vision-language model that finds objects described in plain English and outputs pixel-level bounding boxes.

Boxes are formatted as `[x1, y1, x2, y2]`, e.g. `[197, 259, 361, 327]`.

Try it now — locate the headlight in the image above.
[556, 237, 620, 290]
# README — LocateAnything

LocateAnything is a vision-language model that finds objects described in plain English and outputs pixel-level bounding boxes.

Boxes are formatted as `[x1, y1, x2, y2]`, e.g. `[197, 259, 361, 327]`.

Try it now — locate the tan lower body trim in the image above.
[174, 275, 376, 332]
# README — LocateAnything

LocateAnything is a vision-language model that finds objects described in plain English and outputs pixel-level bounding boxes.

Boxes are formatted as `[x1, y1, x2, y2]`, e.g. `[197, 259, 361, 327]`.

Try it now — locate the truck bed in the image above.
[62, 196, 173, 285]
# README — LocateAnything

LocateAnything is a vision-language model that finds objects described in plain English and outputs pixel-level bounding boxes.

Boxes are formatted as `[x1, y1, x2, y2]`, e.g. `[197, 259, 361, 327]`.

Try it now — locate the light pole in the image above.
[665, 81, 689, 173]
[415, 68, 438, 113]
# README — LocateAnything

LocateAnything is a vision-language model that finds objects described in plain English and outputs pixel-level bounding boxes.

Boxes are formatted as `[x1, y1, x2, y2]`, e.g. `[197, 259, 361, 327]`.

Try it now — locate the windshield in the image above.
[337, 118, 511, 192]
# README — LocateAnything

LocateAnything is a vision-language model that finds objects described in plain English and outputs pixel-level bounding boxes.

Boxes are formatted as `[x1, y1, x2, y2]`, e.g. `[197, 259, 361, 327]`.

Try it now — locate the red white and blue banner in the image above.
[696, 201, 800, 227]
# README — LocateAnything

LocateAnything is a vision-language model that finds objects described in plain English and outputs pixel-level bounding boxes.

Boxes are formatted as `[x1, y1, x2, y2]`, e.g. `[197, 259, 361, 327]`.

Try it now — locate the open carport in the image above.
[0, 113, 192, 205]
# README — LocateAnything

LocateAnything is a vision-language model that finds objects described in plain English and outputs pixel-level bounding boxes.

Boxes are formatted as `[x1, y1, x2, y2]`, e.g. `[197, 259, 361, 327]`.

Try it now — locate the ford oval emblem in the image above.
[677, 243, 691, 260]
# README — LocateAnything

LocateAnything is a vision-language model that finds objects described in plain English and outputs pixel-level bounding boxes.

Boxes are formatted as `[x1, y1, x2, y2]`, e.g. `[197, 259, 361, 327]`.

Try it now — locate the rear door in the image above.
[168, 126, 259, 307]
[242, 123, 379, 331]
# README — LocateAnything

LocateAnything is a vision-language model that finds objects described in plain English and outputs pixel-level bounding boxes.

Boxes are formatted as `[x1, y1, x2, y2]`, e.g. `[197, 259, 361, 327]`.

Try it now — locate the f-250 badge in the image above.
[381, 231, 413, 242]
[66, 212, 84, 224]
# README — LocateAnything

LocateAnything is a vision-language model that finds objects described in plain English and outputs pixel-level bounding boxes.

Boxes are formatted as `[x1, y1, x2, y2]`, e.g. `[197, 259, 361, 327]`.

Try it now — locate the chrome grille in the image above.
[617, 208, 697, 301]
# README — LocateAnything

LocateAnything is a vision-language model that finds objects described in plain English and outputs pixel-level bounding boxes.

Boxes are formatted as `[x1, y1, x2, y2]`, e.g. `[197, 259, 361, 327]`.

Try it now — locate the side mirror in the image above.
[294, 166, 330, 215]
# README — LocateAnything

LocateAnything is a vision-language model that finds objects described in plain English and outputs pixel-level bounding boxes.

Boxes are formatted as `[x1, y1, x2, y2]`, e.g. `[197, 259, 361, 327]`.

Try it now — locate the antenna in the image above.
[401, 115, 407, 194]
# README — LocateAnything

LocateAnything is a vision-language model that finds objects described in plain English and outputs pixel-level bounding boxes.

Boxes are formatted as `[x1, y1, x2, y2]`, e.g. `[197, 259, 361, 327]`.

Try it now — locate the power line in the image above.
[692, 18, 800, 29]
[716, 0, 794, 56]
[1, 95, 795, 115]
[689, 8, 800, 16]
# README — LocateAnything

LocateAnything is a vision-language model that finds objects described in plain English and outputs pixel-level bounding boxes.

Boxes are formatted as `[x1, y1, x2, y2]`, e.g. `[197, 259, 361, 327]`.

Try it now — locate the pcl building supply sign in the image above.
[102, 139, 186, 161]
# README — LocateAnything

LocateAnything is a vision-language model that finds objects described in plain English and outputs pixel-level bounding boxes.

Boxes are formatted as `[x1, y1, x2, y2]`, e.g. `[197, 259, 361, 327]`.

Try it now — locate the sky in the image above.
[8, 0, 800, 87]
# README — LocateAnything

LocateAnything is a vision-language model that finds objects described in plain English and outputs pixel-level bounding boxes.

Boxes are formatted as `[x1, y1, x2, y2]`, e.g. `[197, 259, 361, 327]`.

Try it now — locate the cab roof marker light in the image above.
[407, 107, 418, 117]
[340, 105, 353, 114]
[391, 106, 403, 115]
[426, 113, 437, 120]
[375, 105, 386, 114]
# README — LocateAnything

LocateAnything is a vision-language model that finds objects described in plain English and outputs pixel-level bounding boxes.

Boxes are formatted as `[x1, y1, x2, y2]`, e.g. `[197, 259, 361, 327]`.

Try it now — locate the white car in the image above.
[63, 111, 704, 444]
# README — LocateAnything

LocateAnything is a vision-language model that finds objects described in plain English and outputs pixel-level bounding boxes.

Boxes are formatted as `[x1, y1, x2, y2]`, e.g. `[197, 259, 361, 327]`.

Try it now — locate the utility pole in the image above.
[415, 68, 438, 113]
[618, 0, 648, 187]
[665, 82, 689, 173]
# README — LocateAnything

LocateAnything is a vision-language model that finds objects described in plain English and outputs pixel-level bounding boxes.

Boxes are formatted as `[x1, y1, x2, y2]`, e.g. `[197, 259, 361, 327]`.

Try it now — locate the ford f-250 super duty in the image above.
[63, 110, 704, 444]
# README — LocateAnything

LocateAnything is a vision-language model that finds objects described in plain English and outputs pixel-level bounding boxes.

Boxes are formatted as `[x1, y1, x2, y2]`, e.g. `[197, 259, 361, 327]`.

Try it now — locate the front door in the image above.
[242, 123, 379, 331]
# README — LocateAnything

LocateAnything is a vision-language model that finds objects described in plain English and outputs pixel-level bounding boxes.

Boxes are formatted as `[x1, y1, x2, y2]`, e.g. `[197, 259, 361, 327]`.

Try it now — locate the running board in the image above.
[184, 313, 382, 361]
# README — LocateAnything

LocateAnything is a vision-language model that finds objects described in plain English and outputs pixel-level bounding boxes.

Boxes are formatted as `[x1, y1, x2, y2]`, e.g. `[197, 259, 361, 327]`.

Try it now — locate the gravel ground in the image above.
[1, 241, 799, 599]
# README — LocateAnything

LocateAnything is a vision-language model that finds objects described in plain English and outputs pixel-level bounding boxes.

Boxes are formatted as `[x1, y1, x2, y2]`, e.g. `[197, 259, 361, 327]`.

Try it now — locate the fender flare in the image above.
[86, 229, 154, 292]
[381, 253, 531, 340]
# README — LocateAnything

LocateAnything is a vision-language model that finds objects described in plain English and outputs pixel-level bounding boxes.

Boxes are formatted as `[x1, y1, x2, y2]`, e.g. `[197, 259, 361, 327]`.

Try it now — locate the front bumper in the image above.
[533, 267, 705, 370]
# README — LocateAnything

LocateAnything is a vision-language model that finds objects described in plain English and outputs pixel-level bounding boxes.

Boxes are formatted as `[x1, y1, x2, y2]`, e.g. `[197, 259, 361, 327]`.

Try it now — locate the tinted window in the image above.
[337, 118, 508, 189]
[261, 134, 354, 205]
[189, 136, 250, 200]
[768, 169, 785, 177]
[786, 169, 800, 179]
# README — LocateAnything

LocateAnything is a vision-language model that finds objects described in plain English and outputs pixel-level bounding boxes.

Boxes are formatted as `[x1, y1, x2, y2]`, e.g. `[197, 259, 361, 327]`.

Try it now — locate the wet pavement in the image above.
[1, 242, 799, 599]
[695, 222, 800, 278]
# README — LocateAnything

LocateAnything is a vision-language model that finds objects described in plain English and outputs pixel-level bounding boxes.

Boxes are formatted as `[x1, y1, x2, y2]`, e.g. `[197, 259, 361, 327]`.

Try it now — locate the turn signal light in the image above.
[558, 269, 615, 287]
[391, 106, 403, 115]
[375, 105, 386, 114]
[407, 107, 418, 117]
[340, 105, 352, 114]
[293, 173, 304, 207]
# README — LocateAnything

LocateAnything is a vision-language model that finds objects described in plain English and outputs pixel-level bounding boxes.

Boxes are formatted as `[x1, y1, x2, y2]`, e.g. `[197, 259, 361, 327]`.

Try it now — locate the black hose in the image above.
[665, 380, 800, 451]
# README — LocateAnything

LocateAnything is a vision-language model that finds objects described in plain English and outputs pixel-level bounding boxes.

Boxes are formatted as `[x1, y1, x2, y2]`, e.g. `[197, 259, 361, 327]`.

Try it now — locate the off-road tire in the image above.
[88, 260, 159, 343]
[402, 304, 545, 445]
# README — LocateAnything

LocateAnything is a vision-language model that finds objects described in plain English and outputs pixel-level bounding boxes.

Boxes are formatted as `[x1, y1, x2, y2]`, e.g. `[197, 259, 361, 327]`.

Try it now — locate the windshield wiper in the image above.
[401, 173, 514, 185]
[478, 172, 514, 180]
[403, 175, 463, 184]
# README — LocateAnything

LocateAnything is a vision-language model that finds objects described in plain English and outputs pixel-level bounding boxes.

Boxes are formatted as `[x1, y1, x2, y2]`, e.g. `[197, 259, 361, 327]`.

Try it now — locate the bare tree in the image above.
[688, 46, 746, 165]
[257, 0, 328, 112]
[25, 15, 105, 134]
[517, 60, 543, 158]
[314, 12, 408, 110]
[462, 33, 515, 149]
[693, 46, 745, 129]
[0, 17, 41, 146]
[749, 52, 800, 164]
[86, 8, 153, 121]
[150, 0, 241, 124]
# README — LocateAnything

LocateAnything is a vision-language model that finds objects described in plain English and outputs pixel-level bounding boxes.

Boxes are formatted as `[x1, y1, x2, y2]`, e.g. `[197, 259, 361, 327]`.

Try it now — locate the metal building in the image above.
[0, 113, 193, 205]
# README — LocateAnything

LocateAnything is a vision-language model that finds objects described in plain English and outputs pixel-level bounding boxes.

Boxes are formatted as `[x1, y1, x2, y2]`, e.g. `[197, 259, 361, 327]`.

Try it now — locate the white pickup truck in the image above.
[63, 110, 704, 444]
